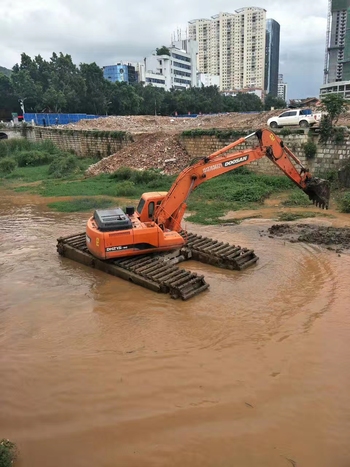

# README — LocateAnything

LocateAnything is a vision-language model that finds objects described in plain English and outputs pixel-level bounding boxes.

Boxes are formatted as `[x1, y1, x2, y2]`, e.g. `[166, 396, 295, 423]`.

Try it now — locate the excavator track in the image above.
[57, 233, 208, 300]
[57, 231, 258, 300]
[180, 232, 258, 270]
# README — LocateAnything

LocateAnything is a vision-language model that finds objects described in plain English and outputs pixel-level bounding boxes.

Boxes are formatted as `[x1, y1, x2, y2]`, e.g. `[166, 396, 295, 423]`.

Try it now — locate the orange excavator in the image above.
[86, 129, 330, 261]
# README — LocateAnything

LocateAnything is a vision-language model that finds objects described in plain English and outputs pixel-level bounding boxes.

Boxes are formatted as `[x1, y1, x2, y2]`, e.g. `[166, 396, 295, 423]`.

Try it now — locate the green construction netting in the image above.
[332, 0, 350, 12]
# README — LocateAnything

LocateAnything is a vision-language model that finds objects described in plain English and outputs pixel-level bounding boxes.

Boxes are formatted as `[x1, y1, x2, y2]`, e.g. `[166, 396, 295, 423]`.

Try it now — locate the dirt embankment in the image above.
[66, 110, 284, 134]
[63, 109, 350, 135]
[266, 224, 350, 252]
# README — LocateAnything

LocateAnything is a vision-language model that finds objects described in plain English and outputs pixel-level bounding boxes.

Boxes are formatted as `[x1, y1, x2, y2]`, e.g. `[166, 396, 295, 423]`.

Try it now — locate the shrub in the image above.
[109, 166, 133, 181]
[16, 150, 53, 167]
[0, 157, 17, 174]
[48, 155, 79, 178]
[131, 169, 160, 184]
[339, 192, 350, 213]
[302, 140, 317, 159]
[115, 180, 138, 196]
[279, 128, 292, 136]
[0, 439, 17, 467]
[332, 126, 346, 144]
[319, 115, 333, 143]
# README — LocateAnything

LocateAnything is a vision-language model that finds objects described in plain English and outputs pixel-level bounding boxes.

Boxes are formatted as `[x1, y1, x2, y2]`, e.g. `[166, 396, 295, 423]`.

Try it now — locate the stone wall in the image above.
[8, 125, 350, 175]
[1, 129, 23, 139]
[181, 131, 350, 175]
[26, 127, 133, 158]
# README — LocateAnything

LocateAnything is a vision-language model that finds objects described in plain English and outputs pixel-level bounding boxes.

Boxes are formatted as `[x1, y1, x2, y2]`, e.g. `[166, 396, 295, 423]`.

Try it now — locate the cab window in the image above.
[148, 201, 155, 218]
[137, 198, 146, 214]
[279, 111, 290, 118]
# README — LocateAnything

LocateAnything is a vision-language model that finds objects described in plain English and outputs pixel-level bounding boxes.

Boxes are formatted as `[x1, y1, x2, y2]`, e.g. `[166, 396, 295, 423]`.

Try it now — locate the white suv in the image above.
[267, 108, 318, 129]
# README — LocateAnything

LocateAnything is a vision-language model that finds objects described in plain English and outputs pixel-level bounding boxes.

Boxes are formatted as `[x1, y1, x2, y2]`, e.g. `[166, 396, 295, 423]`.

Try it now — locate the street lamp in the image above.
[106, 101, 112, 116]
[18, 97, 28, 121]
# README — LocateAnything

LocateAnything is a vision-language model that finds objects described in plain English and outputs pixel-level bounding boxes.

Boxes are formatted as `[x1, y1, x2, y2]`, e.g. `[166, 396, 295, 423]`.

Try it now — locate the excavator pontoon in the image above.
[57, 129, 330, 300]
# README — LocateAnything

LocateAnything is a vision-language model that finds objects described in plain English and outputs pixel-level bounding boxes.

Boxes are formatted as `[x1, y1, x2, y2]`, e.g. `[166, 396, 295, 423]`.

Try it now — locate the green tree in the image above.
[230, 93, 263, 112]
[109, 82, 143, 115]
[264, 93, 286, 110]
[80, 62, 109, 114]
[320, 93, 348, 126]
[0, 74, 18, 119]
[156, 46, 170, 56]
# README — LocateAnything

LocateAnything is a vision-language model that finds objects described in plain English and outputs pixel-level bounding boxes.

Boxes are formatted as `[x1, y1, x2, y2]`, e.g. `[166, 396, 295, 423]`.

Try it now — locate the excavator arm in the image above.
[155, 129, 330, 231]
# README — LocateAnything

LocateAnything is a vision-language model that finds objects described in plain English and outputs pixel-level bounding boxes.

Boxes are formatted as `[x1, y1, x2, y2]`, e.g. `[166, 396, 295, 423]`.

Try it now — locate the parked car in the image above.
[267, 108, 322, 129]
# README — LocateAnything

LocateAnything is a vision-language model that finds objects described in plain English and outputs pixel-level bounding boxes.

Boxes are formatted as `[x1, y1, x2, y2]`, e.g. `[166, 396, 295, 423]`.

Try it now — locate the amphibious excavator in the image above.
[57, 129, 330, 300]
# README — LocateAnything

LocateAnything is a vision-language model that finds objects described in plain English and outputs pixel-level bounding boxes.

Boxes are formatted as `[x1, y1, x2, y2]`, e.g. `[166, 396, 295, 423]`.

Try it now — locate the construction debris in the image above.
[86, 133, 193, 176]
[66, 110, 285, 134]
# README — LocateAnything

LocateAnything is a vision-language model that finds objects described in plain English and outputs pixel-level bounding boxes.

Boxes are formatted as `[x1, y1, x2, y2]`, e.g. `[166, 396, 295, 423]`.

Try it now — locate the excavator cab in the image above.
[136, 192, 167, 222]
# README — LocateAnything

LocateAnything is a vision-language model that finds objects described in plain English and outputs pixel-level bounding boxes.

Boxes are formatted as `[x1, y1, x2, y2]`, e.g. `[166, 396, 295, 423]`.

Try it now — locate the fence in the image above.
[23, 113, 105, 126]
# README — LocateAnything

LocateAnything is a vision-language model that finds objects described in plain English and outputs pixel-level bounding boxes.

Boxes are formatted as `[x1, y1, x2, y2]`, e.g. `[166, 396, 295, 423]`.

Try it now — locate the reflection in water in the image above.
[1, 191, 350, 467]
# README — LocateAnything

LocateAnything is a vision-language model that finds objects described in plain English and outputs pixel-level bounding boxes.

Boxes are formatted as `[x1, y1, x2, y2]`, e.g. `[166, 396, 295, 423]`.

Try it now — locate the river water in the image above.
[1, 191, 350, 467]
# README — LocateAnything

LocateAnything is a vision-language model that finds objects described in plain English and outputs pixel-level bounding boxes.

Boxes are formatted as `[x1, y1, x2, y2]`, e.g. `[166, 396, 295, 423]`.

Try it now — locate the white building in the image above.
[222, 88, 265, 99]
[144, 40, 198, 91]
[320, 80, 350, 99]
[277, 73, 287, 101]
[189, 7, 267, 92]
[197, 73, 220, 87]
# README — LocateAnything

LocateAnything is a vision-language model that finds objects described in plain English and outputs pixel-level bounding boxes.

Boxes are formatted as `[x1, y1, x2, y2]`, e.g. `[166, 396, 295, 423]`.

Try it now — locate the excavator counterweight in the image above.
[57, 129, 331, 300]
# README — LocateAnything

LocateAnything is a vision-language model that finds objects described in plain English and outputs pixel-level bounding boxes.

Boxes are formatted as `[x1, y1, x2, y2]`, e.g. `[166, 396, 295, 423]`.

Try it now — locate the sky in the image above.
[0, 0, 329, 99]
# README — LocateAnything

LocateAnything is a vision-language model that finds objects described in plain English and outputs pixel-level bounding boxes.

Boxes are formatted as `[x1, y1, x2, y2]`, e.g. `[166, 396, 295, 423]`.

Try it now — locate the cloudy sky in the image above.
[1, 0, 328, 99]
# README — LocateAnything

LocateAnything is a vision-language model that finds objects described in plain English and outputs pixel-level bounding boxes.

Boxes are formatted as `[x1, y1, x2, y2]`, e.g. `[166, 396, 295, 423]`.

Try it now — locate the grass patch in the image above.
[277, 212, 317, 222]
[185, 171, 294, 223]
[47, 197, 117, 212]
[282, 191, 312, 207]
[2, 159, 322, 225]
[186, 201, 235, 225]
[0, 439, 17, 467]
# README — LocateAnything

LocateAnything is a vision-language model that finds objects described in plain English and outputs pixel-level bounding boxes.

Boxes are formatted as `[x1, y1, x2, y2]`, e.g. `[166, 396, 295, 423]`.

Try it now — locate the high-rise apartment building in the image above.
[189, 7, 266, 91]
[277, 74, 287, 102]
[326, 0, 350, 83]
[265, 19, 280, 96]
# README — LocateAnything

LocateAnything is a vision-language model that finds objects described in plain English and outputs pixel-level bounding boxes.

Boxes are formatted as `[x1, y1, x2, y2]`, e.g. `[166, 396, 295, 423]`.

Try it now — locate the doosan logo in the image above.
[222, 155, 249, 168]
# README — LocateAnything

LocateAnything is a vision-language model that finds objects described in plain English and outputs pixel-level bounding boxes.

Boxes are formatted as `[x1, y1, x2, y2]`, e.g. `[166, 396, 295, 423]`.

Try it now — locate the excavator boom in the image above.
[154, 129, 330, 230]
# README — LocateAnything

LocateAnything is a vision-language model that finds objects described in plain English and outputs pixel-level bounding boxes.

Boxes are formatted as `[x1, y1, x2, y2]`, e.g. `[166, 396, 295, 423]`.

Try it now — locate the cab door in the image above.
[278, 110, 298, 126]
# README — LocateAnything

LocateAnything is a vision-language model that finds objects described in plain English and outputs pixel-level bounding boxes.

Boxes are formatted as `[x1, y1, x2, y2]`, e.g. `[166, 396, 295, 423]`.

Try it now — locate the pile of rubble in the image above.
[67, 110, 284, 134]
[86, 133, 192, 176]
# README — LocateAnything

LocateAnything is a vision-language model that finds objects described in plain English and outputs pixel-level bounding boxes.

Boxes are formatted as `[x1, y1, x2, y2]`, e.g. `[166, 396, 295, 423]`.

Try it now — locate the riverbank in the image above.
[0, 137, 349, 226]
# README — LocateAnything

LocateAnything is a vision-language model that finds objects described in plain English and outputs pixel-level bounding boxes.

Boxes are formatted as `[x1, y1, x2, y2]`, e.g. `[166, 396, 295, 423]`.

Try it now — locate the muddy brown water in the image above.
[1, 191, 350, 467]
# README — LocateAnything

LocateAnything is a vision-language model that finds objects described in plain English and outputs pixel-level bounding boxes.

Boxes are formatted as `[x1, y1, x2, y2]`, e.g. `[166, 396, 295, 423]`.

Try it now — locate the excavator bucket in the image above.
[304, 177, 330, 209]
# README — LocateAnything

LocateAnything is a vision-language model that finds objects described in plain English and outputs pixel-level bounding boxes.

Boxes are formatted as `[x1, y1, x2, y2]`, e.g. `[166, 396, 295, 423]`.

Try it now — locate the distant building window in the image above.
[172, 53, 191, 62]
[146, 77, 165, 84]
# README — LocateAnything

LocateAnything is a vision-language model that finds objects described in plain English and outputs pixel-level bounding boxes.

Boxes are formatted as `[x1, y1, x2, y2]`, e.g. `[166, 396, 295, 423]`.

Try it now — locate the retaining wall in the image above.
[7, 126, 350, 175]
[181, 132, 350, 175]
[25, 127, 132, 158]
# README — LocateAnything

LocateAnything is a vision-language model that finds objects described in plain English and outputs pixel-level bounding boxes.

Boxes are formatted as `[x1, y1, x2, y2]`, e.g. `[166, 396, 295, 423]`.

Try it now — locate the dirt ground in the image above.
[266, 223, 350, 252]
[67, 110, 283, 134]
[65, 110, 350, 135]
